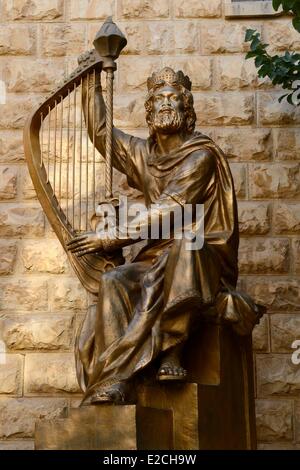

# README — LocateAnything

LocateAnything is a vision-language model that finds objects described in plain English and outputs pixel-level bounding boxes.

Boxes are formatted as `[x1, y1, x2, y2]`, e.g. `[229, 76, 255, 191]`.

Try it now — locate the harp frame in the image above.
[24, 50, 124, 295]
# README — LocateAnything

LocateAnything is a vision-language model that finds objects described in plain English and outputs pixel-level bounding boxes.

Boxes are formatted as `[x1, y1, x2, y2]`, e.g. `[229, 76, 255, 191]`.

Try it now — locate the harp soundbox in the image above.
[23, 18, 127, 295]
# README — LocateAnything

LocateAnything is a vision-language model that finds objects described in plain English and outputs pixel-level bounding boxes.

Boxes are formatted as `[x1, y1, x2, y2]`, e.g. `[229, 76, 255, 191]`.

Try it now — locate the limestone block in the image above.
[145, 22, 174, 55]
[49, 278, 87, 311]
[253, 315, 269, 352]
[274, 128, 300, 160]
[20, 166, 37, 200]
[0, 166, 18, 200]
[0, 241, 17, 275]
[247, 278, 300, 312]
[0, 131, 24, 163]
[238, 201, 271, 235]
[174, 22, 199, 54]
[2, 0, 64, 20]
[0, 25, 36, 55]
[256, 399, 293, 442]
[0, 441, 34, 450]
[0, 204, 45, 237]
[230, 163, 246, 198]
[296, 401, 300, 443]
[292, 239, 300, 273]
[0, 398, 68, 438]
[0, 279, 48, 312]
[274, 202, 300, 234]
[1, 313, 74, 350]
[114, 93, 146, 128]
[249, 163, 300, 199]
[257, 355, 300, 396]
[118, 0, 169, 18]
[271, 314, 300, 353]
[202, 24, 259, 54]
[162, 56, 212, 90]
[21, 239, 69, 274]
[239, 238, 289, 274]
[217, 56, 270, 90]
[0, 354, 23, 396]
[174, 0, 221, 18]
[3, 59, 65, 93]
[118, 57, 162, 92]
[195, 93, 254, 126]
[215, 128, 272, 161]
[41, 24, 86, 57]
[70, 0, 114, 19]
[0, 95, 41, 129]
[258, 93, 300, 125]
[24, 353, 80, 394]
[88, 22, 144, 55]
[264, 21, 300, 52]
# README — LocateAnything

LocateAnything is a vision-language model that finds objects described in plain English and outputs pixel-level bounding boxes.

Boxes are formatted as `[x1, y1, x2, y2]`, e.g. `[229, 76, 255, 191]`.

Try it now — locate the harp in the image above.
[23, 19, 127, 295]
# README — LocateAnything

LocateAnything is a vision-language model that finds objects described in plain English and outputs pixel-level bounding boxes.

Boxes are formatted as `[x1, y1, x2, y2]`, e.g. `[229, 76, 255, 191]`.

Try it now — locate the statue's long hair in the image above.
[144, 82, 197, 139]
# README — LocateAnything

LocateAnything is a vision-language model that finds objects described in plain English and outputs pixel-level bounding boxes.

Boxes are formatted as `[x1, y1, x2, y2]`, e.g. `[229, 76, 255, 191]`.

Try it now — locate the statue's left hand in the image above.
[66, 232, 104, 257]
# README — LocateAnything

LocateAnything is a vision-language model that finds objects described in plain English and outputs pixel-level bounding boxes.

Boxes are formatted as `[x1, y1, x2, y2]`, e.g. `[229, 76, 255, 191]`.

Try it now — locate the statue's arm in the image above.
[82, 72, 134, 176]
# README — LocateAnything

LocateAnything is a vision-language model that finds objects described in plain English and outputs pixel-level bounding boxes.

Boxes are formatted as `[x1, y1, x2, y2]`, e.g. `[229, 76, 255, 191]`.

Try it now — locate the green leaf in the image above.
[245, 29, 257, 42]
[272, 0, 282, 11]
[282, 0, 296, 11]
[245, 51, 258, 60]
[292, 17, 300, 32]
[255, 55, 267, 67]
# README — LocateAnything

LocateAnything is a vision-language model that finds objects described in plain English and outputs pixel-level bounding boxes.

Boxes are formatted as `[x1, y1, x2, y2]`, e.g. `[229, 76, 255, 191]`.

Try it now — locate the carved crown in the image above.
[147, 67, 192, 92]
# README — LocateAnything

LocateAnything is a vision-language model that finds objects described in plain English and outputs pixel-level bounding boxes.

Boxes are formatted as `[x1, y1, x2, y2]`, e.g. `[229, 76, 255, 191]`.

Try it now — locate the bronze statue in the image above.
[24, 19, 264, 411]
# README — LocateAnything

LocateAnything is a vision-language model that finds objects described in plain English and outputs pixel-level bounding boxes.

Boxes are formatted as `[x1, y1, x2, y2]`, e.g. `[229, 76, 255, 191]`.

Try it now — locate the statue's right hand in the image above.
[66, 232, 104, 257]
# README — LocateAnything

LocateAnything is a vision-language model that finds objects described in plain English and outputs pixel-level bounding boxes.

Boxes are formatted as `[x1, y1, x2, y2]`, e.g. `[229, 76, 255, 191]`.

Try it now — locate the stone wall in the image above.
[0, 0, 300, 450]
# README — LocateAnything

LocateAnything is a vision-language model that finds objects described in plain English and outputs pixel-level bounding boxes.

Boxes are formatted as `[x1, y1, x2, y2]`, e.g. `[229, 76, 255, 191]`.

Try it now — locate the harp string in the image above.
[53, 100, 57, 195]
[59, 95, 63, 203]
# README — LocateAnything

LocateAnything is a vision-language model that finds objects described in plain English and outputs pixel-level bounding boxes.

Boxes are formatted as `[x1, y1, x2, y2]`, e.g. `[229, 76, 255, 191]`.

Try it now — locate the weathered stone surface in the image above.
[41, 24, 86, 57]
[1, 314, 74, 351]
[202, 23, 258, 54]
[49, 278, 87, 311]
[218, 56, 270, 90]
[274, 202, 300, 234]
[162, 57, 212, 90]
[145, 22, 174, 55]
[0, 398, 68, 438]
[249, 163, 300, 199]
[274, 128, 300, 160]
[0, 131, 24, 163]
[215, 128, 272, 161]
[239, 238, 289, 274]
[253, 315, 269, 352]
[2, 0, 64, 20]
[265, 21, 300, 52]
[271, 314, 300, 353]
[0, 354, 23, 396]
[258, 93, 300, 125]
[21, 239, 69, 274]
[24, 353, 80, 394]
[296, 401, 300, 443]
[174, 22, 199, 54]
[3, 59, 65, 93]
[0, 95, 41, 129]
[0, 241, 17, 275]
[230, 163, 246, 198]
[292, 239, 300, 273]
[118, 0, 169, 18]
[174, 0, 221, 18]
[0, 25, 36, 55]
[258, 442, 300, 450]
[0, 440, 34, 450]
[257, 355, 300, 396]
[70, 0, 114, 19]
[237, 202, 271, 235]
[114, 93, 146, 128]
[256, 399, 293, 442]
[0, 204, 45, 237]
[0, 279, 48, 312]
[247, 278, 300, 312]
[0, 166, 18, 200]
[118, 57, 162, 92]
[194, 93, 254, 126]
[88, 22, 144, 55]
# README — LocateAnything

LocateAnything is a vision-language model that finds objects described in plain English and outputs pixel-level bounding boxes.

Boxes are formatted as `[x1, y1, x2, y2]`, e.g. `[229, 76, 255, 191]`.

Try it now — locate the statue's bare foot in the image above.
[90, 382, 135, 405]
[157, 345, 187, 382]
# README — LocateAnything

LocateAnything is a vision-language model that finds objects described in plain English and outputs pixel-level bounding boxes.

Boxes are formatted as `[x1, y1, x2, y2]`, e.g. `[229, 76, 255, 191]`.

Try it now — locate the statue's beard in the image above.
[151, 108, 184, 135]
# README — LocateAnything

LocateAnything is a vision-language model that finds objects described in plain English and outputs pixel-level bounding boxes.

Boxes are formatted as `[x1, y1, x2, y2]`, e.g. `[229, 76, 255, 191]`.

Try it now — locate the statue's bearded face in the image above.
[151, 85, 184, 135]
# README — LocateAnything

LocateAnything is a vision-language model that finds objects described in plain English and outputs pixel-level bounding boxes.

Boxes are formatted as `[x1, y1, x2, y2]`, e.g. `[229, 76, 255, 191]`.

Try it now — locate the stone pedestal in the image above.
[35, 323, 256, 450]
